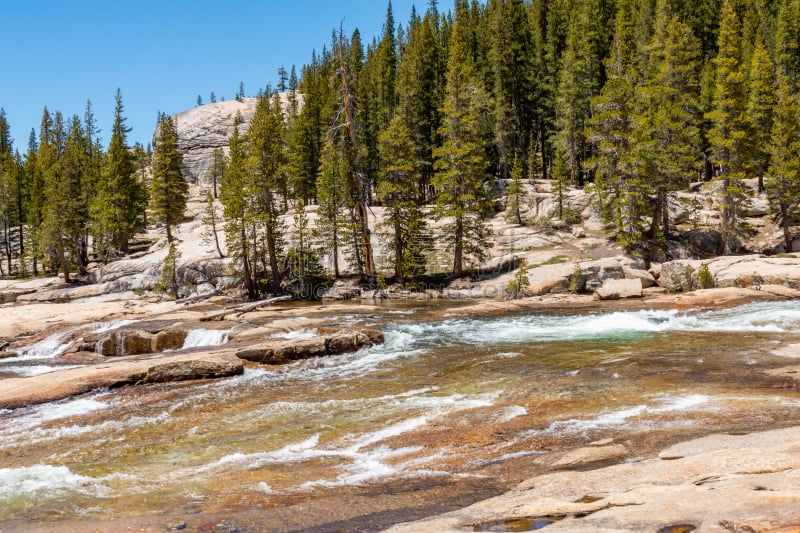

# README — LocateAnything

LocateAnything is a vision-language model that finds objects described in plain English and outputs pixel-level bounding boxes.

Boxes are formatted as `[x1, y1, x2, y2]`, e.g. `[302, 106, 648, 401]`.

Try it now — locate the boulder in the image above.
[623, 267, 657, 288]
[121, 330, 154, 355]
[145, 354, 243, 383]
[235, 327, 384, 365]
[571, 226, 586, 238]
[0, 288, 37, 304]
[594, 278, 643, 300]
[151, 328, 189, 352]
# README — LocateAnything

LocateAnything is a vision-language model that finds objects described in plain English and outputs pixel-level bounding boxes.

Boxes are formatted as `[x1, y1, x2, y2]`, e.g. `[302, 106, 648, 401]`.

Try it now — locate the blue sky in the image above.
[0, 0, 420, 149]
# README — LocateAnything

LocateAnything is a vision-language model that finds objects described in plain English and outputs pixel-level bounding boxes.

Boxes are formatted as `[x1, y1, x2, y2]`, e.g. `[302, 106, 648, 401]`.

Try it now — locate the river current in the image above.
[2, 301, 800, 532]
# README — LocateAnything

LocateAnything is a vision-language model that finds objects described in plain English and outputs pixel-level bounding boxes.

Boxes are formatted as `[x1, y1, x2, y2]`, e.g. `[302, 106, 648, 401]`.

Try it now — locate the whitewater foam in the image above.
[0, 464, 103, 500]
[531, 394, 712, 437]
[270, 328, 318, 340]
[181, 329, 229, 349]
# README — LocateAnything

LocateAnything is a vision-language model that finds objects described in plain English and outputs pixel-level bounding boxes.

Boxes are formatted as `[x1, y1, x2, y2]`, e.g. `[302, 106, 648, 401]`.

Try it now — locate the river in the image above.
[2, 300, 800, 532]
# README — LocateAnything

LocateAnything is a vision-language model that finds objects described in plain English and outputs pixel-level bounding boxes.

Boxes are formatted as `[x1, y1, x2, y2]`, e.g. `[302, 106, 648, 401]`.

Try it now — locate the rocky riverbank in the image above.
[385, 425, 800, 533]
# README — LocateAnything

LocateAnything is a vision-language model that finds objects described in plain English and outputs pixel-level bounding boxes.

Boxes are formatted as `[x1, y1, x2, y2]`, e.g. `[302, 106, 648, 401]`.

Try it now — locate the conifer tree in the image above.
[489, 0, 536, 178]
[747, 37, 775, 192]
[433, 0, 492, 278]
[315, 133, 351, 278]
[91, 89, 146, 259]
[397, 3, 445, 199]
[378, 115, 429, 285]
[157, 241, 181, 299]
[150, 114, 187, 244]
[283, 197, 324, 298]
[0, 111, 13, 274]
[201, 191, 225, 258]
[638, 6, 702, 255]
[553, 5, 594, 186]
[39, 115, 86, 282]
[766, 75, 800, 252]
[590, 0, 644, 250]
[505, 155, 524, 225]
[775, 0, 800, 88]
[220, 114, 257, 299]
[707, 1, 751, 255]
[247, 91, 287, 295]
[208, 147, 225, 199]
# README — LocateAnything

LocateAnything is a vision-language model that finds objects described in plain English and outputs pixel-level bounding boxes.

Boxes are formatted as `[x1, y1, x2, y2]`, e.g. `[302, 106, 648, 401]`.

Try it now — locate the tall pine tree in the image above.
[433, 0, 492, 278]
[150, 114, 188, 244]
[707, 1, 751, 255]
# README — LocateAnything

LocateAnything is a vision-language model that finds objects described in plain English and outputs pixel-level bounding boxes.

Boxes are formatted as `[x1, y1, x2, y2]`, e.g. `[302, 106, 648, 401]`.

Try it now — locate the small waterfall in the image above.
[11, 331, 72, 362]
[181, 330, 229, 349]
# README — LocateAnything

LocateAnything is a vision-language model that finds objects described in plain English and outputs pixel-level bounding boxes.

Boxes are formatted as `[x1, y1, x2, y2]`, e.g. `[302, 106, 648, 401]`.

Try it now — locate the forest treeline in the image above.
[1, 0, 800, 298]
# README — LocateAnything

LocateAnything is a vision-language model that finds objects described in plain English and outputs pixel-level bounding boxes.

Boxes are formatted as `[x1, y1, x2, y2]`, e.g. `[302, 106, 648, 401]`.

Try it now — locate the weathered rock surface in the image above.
[0, 351, 243, 409]
[534, 443, 628, 468]
[170, 98, 259, 184]
[384, 427, 800, 533]
[235, 327, 384, 364]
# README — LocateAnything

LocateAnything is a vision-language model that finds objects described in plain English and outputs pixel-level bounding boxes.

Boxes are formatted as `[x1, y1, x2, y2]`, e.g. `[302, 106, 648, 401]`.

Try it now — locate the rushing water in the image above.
[2, 301, 800, 532]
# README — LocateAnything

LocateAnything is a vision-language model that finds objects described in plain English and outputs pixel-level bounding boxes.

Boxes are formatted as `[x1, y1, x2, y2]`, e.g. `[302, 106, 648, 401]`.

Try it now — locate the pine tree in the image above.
[282, 197, 324, 298]
[201, 191, 225, 258]
[590, 0, 644, 250]
[775, 0, 800, 88]
[315, 132, 351, 278]
[377, 115, 429, 285]
[208, 147, 225, 199]
[433, 0, 493, 278]
[747, 36, 775, 192]
[505, 155, 524, 225]
[210, 91, 217, 104]
[707, 1, 751, 255]
[91, 89, 146, 260]
[0, 111, 13, 275]
[247, 91, 287, 295]
[553, 5, 594, 186]
[157, 241, 181, 299]
[220, 114, 257, 299]
[396, 3, 445, 200]
[489, 0, 536, 179]
[39, 115, 86, 282]
[766, 74, 800, 252]
[637, 6, 703, 256]
[150, 114, 188, 244]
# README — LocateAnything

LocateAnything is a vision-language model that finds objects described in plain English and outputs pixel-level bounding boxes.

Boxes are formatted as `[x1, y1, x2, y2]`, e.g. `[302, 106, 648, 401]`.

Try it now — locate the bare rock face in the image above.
[166, 94, 298, 186]
[169, 99, 258, 185]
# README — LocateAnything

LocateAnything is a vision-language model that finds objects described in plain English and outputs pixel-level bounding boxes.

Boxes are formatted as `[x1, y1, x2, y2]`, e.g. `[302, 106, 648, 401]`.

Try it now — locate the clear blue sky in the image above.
[1, 0, 420, 149]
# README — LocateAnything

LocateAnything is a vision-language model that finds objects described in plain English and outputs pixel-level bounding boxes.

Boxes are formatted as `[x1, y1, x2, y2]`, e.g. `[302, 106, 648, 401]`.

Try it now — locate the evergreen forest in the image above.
[1, 0, 800, 299]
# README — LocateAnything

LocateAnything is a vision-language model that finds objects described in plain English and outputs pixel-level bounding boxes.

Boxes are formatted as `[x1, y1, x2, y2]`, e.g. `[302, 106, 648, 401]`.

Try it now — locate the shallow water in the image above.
[2, 301, 800, 531]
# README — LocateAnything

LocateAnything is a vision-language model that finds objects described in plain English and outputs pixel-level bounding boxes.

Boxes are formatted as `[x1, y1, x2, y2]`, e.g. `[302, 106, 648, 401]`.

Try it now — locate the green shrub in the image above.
[697, 263, 714, 289]
[505, 260, 531, 300]
[568, 263, 583, 293]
